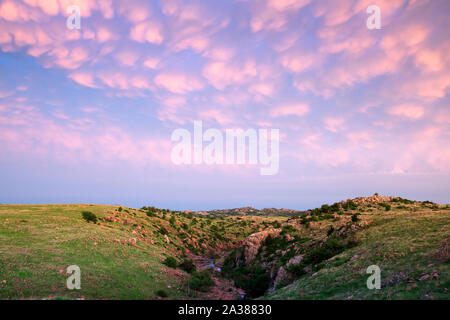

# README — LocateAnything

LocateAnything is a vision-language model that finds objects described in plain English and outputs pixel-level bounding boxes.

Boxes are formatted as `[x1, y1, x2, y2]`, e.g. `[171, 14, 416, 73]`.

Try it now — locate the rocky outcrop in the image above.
[237, 227, 281, 265]
[347, 194, 396, 205]
[272, 254, 305, 290]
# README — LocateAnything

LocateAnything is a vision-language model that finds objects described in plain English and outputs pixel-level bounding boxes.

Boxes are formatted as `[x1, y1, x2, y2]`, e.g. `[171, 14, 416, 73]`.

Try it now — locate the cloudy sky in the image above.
[0, 0, 449, 210]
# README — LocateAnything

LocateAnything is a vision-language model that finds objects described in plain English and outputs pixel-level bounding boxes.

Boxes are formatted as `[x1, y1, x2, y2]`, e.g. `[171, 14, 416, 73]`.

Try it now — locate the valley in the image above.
[0, 195, 449, 300]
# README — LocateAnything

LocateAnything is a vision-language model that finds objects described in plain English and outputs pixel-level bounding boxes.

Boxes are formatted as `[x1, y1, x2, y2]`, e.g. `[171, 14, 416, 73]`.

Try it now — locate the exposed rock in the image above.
[287, 254, 304, 267]
[273, 267, 287, 289]
[271, 254, 305, 291]
[382, 272, 409, 288]
[418, 274, 430, 281]
[164, 234, 170, 244]
[240, 227, 281, 264]
[350, 254, 359, 261]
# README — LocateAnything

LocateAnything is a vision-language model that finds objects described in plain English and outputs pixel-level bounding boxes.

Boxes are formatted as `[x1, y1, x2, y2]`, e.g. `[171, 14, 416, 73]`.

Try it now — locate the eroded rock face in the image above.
[272, 254, 304, 290]
[273, 267, 287, 289]
[240, 227, 281, 265]
[347, 194, 396, 205]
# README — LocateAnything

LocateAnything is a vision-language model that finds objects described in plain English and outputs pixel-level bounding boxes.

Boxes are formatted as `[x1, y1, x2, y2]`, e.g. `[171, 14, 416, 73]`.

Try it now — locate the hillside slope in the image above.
[252, 197, 450, 300]
[0, 204, 272, 299]
[0, 196, 449, 300]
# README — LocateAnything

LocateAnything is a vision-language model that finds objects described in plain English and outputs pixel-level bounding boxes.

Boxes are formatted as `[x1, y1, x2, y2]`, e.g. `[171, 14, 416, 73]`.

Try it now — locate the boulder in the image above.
[241, 227, 281, 264]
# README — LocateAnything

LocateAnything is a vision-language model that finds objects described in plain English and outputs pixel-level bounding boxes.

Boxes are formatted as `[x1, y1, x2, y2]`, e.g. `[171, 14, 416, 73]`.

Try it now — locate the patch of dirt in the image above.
[189, 254, 245, 300]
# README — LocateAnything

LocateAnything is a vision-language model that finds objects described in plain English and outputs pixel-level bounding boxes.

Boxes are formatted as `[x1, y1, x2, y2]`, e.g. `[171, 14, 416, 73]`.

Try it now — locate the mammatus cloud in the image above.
[0, 0, 449, 176]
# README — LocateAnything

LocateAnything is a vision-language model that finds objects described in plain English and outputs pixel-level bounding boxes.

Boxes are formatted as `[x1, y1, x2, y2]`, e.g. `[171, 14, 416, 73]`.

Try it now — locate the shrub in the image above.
[351, 213, 360, 223]
[234, 266, 270, 298]
[327, 226, 335, 236]
[303, 238, 345, 265]
[343, 201, 358, 211]
[155, 290, 168, 298]
[163, 256, 177, 268]
[118, 207, 122, 212]
[281, 225, 296, 235]
[286, 263, 307, 277]
[179, 259, 196, 273]
[159, 226, 168, 235]
[81, 211, 97, 223]
[271, 221, 281, 228]
[189, 270, 215, 291]
[330, 203, 340, 212]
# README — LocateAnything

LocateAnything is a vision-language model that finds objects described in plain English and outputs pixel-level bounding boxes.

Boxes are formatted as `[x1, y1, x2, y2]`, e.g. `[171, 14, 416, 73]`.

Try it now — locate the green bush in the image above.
[81, 211, 97, 223]
[163, 257, 177, 268]
[286, 263, 307, 277]
[303, 238, 345, 265]
[234, 266, 270, 298]
[159, 226, 168, 235]
[351, 213, 360, 223]
[155, 289, 168, 298]
[179, 259, 196, 273]
[327, 226, 335, 236]
[281, 225, 296, 235]
[190, 270, 214, 291]
[343, 201, 358, 210]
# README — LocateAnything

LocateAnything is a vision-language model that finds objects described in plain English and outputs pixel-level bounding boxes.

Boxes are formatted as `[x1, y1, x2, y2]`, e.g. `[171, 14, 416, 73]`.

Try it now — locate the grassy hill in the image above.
[257, 197, 450, 300]
[0, 204, 272, 299]
[0, 196, 448, 300]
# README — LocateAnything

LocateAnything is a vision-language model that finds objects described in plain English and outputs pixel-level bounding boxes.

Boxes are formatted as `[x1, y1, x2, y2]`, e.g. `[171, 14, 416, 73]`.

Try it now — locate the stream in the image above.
[196, 257, 246, 299]
[199, 258, 222, 272]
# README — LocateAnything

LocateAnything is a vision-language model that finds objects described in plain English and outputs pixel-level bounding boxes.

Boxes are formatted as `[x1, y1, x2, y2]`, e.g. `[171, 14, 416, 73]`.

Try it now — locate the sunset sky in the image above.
[0, 0, 449, 210]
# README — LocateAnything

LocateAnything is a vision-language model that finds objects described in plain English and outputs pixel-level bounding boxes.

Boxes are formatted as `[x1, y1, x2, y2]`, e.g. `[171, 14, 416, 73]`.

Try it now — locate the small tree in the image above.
[179, 259, 196, 273]
[81, 211, 97, 224]
[163, 257, 177, 268]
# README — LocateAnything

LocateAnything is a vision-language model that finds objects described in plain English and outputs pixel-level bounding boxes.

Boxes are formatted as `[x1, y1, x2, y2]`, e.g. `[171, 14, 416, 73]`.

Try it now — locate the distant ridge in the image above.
[192, 206, 304, 217]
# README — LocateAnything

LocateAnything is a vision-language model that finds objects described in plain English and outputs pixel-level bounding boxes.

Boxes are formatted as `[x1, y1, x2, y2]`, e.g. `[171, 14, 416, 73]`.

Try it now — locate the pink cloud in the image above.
[324, 117, 346, 132]
[202, 60, 259, 90]
[96, 27, 117, 43]
[387, 104, 425, 120]
[0, 103, 173, 166]
[154, 72, 203, 94]
[130, 21, 164, 44]
[280, 50, 319, 73]
[118, 0, 150, 22]
[143, 56, 161, 69]
[115, 50, 140, 66]
[270, 103, 310, 118]
[69, 72, 98, 88]
[197, 109, 235, 126]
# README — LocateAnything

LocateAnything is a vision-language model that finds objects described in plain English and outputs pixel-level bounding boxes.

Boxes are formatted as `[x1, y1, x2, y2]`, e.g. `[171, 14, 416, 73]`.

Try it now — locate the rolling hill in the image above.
[0, 195, 448, 300]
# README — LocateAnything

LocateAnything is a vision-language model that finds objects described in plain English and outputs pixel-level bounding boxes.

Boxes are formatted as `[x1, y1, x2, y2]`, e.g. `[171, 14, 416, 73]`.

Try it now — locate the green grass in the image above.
[0, 204, 186, 299]
[1, 200, 448, 300]
[0, 204, 266, 299]
[263, 207, 449, 300]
